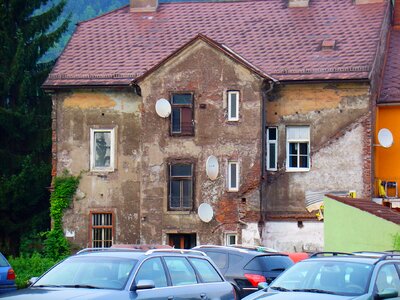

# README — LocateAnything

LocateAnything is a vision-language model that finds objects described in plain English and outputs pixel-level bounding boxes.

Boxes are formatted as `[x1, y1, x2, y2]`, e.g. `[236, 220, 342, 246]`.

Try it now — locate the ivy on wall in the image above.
[44, 170, 80, 260]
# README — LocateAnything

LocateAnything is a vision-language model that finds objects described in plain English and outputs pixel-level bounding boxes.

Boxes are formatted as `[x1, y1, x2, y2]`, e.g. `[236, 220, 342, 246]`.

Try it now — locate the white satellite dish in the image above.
[155, 98, 171, 118]
[206, 155, 219, 180]
[377, 128, 393, 148]
[198, 203, 213, 223]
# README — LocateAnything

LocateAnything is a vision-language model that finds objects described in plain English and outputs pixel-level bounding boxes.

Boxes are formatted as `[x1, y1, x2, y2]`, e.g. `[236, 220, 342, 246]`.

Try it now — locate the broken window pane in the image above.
[94, 132, 111, 167]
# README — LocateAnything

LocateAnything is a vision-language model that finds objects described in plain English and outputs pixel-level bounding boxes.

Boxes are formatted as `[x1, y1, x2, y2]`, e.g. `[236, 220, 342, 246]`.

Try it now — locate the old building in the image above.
[43, 0, 392, 250]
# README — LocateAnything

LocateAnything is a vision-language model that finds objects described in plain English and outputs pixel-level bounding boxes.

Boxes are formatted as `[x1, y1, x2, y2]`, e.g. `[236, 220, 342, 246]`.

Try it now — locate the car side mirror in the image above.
[377, 288, 398, 299]
[258, 282, 269, 290]
[28, 277, 38, 286]
[135, 280, 155, 290]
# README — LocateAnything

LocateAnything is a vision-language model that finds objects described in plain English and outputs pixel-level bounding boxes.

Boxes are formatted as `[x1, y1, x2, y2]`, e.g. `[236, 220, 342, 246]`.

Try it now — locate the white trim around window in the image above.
[90, 128, 115, 172]
[228, 161, 239, 191]
[225, 233, 237, 246]
[227, 91, 240, 121]
[286, 126, 310, 172]
[266, 127, 278, 171]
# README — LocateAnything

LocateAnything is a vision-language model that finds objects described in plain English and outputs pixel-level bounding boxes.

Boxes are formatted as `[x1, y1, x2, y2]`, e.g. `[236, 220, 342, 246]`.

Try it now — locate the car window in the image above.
[245, 255, 293, 272]
[205, 251, 228, 270]
[376, 264, 400, 294]
[135, 257, 167, 288]
[189, 257, 223, 283]
[0, 254, 9, 267]
[34, 256, 137, 290]
[270, 260, 373, 296]
[164, 257, 197, 286]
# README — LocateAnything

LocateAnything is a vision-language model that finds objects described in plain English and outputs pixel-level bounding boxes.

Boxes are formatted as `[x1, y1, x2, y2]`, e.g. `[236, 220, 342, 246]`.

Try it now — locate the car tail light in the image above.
[244, 273, 266, 287]
[7, 268, 16, 280]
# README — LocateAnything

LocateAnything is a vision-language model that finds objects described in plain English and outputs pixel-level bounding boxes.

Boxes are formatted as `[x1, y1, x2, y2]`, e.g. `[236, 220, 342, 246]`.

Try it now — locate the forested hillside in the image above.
[43, 0, 129, 61]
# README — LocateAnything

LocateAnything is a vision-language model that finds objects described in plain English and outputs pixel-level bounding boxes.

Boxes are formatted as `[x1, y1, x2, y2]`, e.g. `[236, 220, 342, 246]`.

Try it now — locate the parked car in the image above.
[193, 245, 294, 299]
[0, 247, 236, 299]
[242, 251, 400, 300]
[0, 252, 16, 294]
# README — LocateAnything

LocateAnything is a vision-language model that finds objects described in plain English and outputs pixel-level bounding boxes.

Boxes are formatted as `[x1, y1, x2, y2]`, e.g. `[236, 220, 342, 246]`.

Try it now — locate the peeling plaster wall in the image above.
[263, 221, 324, 252]
[139, 40, 263, 246]
[264, 83, 371, 214]
[53, 89, 142, 247]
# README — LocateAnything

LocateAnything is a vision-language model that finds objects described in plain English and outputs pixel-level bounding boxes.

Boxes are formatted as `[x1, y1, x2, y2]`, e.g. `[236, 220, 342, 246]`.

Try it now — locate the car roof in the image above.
[193, 245, 289, 257]
[73, 248, 208, 260]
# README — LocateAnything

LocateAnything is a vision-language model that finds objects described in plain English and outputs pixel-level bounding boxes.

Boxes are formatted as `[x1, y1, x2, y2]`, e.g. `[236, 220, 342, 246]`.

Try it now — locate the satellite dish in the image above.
[155, 98, 171, 118]
[198, 203, 213, 223]
[378, 128, 393, 148]
[206, 156, 219, 180]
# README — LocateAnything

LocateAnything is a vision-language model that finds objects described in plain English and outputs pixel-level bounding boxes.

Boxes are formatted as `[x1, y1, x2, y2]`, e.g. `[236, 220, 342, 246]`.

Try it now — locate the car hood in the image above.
[247, 291, 359, 300]
[0, 287, 129, 299]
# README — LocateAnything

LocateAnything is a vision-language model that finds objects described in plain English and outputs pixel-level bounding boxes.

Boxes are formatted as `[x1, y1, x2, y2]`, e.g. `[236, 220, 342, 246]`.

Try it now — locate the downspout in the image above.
[259, 79, 276, 240]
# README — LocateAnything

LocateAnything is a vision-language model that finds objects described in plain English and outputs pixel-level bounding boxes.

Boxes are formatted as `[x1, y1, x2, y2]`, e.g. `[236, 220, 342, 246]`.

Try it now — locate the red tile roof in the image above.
[327, 194, 400, 225]
[379, 29, 400, 103]
[44, 0, 389, 87]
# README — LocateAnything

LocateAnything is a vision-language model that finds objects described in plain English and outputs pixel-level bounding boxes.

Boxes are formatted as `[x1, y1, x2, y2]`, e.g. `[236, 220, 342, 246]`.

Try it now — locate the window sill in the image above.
[286, 168, 310, 172]
[165, 210, 192, 215]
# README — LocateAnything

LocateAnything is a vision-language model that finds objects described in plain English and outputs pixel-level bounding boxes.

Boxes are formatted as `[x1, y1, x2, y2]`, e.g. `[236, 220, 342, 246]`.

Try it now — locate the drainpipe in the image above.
[259, 79, 276, 239]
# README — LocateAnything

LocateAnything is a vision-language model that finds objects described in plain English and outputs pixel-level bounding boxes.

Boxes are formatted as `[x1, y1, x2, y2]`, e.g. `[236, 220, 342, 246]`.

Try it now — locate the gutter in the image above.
[259, 79, 277, 236]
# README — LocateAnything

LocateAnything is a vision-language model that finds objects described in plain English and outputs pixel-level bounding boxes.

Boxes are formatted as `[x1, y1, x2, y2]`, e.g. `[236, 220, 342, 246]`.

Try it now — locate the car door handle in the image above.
[200, 293, 207, 299]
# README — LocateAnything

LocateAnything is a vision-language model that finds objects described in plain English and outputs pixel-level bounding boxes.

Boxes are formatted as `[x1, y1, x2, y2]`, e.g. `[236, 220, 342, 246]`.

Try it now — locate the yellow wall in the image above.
[375, 106, 400, 196]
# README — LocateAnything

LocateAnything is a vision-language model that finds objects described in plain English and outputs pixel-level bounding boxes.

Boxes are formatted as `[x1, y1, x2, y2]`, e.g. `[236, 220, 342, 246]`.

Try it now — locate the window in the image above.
[171, 93, 194, 135]
[227, 91, 239, 121]
[164, 257, 198, 286]
[169, 163, 193, 210]
[228, 161, 239, 191]
[90, 128, 115, 171]
[286, 126, 310, 171]
[135, 258, 167, 288]
[91, 213, 113, 248]
[267, 127, 278, 171]
[226, 233, 237, 246]
[188, 258, 223, 283]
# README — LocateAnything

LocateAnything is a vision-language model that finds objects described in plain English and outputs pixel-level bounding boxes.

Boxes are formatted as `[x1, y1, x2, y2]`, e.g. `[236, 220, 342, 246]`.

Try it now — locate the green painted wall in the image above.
[324, 196, 400, 252]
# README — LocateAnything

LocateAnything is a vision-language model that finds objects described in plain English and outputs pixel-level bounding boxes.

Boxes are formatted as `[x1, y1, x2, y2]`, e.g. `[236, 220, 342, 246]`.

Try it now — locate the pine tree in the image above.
[0, 0, 69, 256]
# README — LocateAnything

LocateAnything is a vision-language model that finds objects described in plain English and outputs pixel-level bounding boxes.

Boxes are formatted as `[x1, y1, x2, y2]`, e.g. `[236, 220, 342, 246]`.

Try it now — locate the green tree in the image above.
[0, 0, 69, 256]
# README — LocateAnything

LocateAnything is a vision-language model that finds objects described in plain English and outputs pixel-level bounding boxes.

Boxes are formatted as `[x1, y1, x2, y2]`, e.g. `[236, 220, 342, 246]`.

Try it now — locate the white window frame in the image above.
[266, 127, 278, 171]
[286, 126, 310, 172]
[228, 161, 239, 191]
[227, 91, 240, 121]
[225, 233, 237, 246]
[90, 128, 115, 172]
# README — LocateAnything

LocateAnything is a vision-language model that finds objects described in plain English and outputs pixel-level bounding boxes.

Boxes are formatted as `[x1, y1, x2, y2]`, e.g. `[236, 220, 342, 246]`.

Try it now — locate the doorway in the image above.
[168, 233, 196, 249]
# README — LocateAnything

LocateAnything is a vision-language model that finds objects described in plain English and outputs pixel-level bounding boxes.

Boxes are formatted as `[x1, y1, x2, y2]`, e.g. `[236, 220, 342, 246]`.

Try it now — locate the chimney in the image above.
[130, 0, 158, 12]
[288, 0, 310, 7]
[354, 0, 384, 4]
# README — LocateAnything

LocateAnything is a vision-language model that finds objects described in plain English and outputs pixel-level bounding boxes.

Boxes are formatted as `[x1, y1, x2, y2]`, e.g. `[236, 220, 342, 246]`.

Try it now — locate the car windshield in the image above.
[33, 256, 137, 290]
[270, 260, 373, 296]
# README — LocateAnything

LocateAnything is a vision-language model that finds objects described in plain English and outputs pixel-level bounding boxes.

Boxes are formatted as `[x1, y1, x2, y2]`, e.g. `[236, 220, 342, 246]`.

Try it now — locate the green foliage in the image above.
[393, 232, 400, 250]
[42, 171, 80, 261]
[8, 253, 57, 289]
[0, 0, 69, 256]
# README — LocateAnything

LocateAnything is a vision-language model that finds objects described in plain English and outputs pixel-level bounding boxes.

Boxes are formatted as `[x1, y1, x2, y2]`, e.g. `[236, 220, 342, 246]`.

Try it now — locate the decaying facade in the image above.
[44, 0, 392, 250]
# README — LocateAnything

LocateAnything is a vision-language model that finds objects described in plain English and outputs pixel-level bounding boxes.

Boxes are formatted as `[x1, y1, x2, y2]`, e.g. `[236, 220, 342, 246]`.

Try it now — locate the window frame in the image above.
[170, 93, 194, 136]
[225, 233, 237, 246]
[227, 90, 240, 121]
[286, 126, 310, 172]
[90, 127, 115, 172]
[89, 212, 114, 248]
[228, 161, 239, 192]
[168, 162, 194, 211]
[266, 127, 278, 171]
